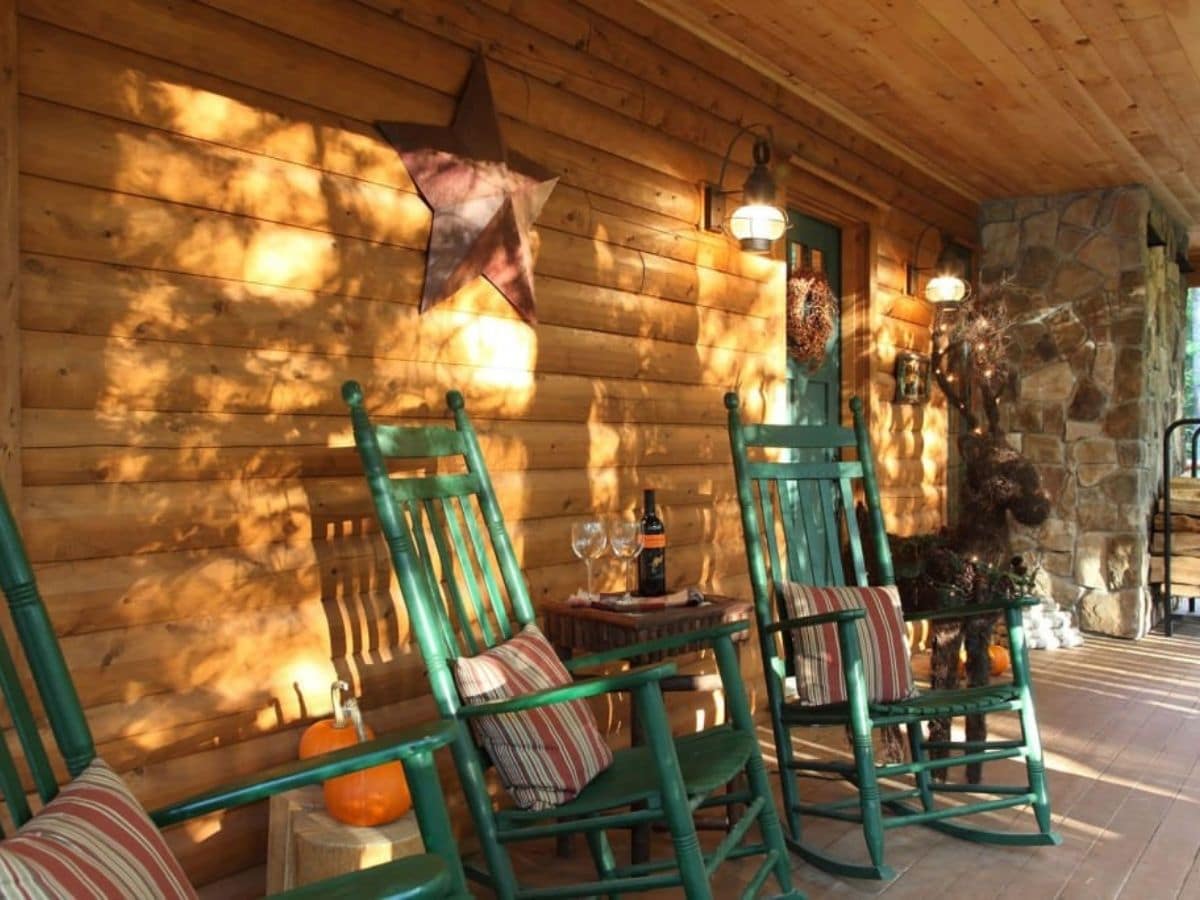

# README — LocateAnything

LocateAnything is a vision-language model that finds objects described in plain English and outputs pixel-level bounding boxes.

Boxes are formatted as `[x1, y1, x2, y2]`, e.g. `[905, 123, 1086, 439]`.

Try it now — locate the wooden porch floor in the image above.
[486, 621, 1200, 898]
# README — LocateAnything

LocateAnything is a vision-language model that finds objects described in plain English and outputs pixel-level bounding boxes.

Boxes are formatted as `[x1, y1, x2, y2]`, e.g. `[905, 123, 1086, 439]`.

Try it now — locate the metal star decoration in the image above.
[376, 56, 557, 324]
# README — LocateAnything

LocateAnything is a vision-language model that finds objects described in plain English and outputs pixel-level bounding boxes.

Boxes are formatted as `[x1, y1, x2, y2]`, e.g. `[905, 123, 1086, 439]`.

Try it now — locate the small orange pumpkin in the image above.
[299, 681, 411, 827]
[988, 643, 1010, 676]
[955, 643, 1012, 678]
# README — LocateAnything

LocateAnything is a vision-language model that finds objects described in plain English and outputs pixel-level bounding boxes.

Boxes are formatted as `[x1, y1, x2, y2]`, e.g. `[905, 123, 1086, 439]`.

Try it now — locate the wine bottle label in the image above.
[642, 533, 667, 549]
[638, 545, 667, 597]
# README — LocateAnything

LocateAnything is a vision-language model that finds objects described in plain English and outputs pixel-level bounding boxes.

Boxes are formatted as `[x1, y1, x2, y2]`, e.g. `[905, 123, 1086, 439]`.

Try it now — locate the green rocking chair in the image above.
[725, 393, 1060, 880]
[344, 382, 799, 900]
[0, 481, 468, 899]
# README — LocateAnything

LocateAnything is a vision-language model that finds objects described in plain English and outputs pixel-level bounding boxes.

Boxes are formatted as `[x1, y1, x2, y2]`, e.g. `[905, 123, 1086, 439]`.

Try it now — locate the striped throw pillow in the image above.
[0, 758, 196, 899]
[779, 583, 914, 707]
[453, 624, 613, 811]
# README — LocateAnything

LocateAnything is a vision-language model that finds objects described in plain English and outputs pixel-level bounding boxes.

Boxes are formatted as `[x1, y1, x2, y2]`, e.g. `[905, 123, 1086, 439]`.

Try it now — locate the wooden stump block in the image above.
[266, 784, 422, 893]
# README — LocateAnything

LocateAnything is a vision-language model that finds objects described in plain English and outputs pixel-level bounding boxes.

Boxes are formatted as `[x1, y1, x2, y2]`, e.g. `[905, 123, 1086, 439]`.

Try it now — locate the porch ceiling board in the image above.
[639, 0, 1200, 245]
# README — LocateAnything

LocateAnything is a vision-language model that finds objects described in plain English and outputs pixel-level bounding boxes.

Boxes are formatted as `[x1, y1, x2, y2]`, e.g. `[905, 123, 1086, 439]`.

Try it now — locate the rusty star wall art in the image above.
[376, 55, 557, 325]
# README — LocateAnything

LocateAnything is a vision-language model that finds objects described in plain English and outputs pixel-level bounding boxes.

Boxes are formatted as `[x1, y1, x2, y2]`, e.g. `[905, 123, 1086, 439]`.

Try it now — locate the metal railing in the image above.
[1159, 417, 1200, 636]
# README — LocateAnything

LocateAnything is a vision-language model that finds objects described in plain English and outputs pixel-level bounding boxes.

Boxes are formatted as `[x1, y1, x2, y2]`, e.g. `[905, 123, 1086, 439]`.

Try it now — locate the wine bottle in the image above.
[637, 489, 667, 596]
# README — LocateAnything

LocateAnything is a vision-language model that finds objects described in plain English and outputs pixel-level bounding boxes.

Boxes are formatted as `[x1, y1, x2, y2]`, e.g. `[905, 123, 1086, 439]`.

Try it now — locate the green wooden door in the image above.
[785, 212, 842, 583]
[786, 213, 841, 427]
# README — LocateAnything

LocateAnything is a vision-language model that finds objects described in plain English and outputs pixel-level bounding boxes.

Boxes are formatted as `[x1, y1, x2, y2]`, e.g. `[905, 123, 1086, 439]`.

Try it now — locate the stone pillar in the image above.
[978, 186, 1188, 638]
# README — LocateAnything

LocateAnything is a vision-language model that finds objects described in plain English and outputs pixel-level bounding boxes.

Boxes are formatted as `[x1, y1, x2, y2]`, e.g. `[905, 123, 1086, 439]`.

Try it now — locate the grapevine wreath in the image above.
[786, 268, 835, 370]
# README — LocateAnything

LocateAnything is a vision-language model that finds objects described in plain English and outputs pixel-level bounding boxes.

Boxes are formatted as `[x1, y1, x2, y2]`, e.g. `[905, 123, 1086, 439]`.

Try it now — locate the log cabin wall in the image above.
[10, 0, 976, 890]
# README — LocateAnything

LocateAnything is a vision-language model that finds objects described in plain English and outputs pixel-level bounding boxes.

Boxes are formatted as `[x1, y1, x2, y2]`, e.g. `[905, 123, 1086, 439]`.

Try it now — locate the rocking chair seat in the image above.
[783, 683, 1023, 726]
[499, 726, 756, 823]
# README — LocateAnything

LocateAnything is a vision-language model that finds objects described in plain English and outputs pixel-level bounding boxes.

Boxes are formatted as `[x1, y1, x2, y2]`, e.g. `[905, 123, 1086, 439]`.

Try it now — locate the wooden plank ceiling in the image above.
[641, 0, 1200, 260]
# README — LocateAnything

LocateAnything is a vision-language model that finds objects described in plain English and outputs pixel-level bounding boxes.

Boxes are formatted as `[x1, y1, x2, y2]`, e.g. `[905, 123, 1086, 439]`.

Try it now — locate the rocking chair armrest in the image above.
[148, 718, 460, 828]
[562, 620, 749, 672]
[458, 661, 678, 718]
[904, 595, 1041, 623]
[763, 607, 866, 634]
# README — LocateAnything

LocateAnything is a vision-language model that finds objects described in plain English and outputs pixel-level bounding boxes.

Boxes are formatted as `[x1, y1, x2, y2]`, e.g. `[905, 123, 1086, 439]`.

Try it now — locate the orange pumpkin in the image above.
[988, 643, 1011, 676]
[299, 681, 411, 827]
[956, 643, 1012, 678]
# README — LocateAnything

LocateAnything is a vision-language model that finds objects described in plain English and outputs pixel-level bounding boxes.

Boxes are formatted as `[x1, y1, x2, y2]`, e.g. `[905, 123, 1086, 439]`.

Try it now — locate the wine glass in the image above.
[608, 518, 644, 596]
[570, 518, 608, 597]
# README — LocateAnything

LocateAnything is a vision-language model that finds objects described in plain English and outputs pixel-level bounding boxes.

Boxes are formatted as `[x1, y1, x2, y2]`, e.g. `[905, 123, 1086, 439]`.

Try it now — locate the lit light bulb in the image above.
[729, 203, 786, 253]
[925, 275, 968, 304]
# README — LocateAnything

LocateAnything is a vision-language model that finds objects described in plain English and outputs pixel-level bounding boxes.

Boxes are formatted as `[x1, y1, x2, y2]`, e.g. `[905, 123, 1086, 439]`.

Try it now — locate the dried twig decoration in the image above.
[786, 269, 835, 371]
[931, 296, 1014, 437]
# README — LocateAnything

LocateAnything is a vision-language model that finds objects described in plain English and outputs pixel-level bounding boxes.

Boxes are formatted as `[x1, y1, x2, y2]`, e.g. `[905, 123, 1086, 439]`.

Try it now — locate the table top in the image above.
[540, 593, 752, 661]
[542, 594, 749, 626]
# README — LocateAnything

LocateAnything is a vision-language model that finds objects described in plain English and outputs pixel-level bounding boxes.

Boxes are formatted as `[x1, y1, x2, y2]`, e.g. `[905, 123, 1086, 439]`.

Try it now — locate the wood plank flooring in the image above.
[480, 619, 1200, 899]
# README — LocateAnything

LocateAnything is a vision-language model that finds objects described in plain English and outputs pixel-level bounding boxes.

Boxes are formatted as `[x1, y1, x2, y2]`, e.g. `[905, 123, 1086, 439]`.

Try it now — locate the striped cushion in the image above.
[0, 758, 196, 899]
[453, 624, 612, 810]
[779, 583, 914, 707]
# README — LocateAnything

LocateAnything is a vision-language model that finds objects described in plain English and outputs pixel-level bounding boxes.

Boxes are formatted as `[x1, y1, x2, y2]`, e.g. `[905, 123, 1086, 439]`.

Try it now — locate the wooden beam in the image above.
[0, 0, 17, 505]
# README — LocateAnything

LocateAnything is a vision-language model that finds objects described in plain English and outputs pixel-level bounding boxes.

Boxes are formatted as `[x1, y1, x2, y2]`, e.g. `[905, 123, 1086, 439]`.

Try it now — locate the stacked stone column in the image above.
[977, 186, 1187, 638]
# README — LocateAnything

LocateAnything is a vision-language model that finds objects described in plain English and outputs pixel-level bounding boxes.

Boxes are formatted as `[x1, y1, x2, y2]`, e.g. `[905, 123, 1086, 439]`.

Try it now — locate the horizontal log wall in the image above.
[12, 0, 973, 890]
[873, 222, 952, 535]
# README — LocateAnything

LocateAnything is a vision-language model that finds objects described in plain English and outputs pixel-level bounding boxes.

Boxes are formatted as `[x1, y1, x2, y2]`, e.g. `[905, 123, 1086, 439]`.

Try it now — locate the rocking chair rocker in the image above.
[344, 382, 800, 900]
[725, 393, 1060, 880]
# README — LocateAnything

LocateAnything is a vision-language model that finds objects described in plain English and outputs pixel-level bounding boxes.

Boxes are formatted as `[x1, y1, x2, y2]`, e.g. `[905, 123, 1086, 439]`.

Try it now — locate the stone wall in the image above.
[978, 186, 1188, 638]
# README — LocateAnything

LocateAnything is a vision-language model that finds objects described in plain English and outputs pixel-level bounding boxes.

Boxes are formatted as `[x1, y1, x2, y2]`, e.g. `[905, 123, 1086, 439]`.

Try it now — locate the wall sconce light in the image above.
[703, 125, 788, 253]
[906, 224, 972, 306]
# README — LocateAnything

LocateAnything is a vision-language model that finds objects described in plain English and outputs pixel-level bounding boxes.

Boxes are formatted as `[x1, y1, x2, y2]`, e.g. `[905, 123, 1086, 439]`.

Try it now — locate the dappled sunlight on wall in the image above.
[242, 230, 341, 289]
[130, 77, 429, 192]
[19, 18, 550, 840]
[563, 255, 785, 600]
[10, 1, 908, 885]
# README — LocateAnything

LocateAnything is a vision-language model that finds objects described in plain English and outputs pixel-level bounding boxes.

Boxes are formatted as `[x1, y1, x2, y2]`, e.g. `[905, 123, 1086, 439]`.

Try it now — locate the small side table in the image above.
[541, 593, 751, 669]
[266, 784, 423, 892]
[541, 594, 752, 863]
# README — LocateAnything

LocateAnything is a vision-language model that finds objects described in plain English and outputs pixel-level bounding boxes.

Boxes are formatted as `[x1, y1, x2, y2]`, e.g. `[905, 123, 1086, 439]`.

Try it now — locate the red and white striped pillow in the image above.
[779, 583, 914, 707]
[453, 624, 612, 810]
[0, 757, 196, 899]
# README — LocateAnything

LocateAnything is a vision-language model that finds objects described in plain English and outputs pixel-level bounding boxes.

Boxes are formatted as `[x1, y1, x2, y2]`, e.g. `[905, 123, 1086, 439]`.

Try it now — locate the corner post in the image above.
[0, 0, 19, 507]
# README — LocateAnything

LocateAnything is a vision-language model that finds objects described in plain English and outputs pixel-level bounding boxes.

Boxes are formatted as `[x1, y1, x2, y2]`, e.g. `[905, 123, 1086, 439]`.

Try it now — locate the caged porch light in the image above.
[702, 125, 787, 253]
[907, 224, 972, 306]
